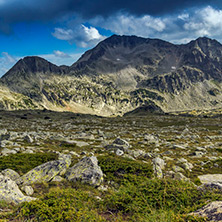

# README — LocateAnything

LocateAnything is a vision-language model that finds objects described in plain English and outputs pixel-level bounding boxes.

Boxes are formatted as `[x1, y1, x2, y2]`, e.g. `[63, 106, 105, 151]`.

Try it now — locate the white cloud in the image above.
[53, 50, 71, 58]
[91, 14, 166, 37]
[52, 24, 105, 47]
[52, 28, 73, 41]
[40, 52, 83, 66]
[2, 52, 16, 63]
[184, 6, 222, 38]
[0, 52, 18, 77]
[178, 13, 189, 21]
[89, 6, 222, 44]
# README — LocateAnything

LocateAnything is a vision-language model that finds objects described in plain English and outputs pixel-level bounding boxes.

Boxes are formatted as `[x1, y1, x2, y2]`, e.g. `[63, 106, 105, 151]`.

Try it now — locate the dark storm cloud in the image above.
[0, 0, 220, 25]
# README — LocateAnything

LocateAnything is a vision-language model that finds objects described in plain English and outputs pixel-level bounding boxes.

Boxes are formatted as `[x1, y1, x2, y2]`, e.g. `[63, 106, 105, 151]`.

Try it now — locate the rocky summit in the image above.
[1, 35, 222, 116]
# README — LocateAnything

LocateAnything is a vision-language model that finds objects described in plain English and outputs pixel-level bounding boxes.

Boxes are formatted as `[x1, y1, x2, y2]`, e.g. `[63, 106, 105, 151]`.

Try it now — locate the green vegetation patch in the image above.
[15, 188, 104, 222]
[13, 179, 220, 222]
[98, 155, 153, 184]
[102, 178, 222, 221]
[0, 153, 58, 175]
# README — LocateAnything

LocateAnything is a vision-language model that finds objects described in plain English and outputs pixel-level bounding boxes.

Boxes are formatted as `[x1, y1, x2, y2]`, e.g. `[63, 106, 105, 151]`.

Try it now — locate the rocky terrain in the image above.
[1, 35, 222, 116]
[0, 110, 221, 221]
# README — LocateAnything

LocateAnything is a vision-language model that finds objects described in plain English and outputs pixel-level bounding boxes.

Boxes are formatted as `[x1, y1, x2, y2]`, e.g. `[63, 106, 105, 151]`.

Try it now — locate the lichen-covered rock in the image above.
[21, 185, 34, 196]
[51, 175, 64, 182]
[190, 201, 222, 221]
[1, 169, 20, 181]
[65, 156, 103, 187]
[198, 174, 222, 184]
[198, 183, 222, 191]
[105, 138, 130, 152]
[165, 171, 190, 181]
[0, 175, 35, 204]
[17, 155, 71, 185]
[152, 157, 165, 178]
[1, 148, 17, 156]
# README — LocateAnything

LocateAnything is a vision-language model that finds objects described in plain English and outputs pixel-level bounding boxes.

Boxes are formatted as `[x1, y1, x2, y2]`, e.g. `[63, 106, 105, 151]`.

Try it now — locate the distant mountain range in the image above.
[1, 35, 222, 116]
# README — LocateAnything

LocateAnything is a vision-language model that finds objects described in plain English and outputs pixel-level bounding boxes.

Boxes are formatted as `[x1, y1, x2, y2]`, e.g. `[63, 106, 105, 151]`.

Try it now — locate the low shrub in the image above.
[0, 153, 57, 175]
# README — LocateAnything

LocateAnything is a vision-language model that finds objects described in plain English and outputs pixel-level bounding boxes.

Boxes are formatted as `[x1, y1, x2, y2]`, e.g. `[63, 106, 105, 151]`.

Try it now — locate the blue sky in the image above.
[1, 0, 222, 76]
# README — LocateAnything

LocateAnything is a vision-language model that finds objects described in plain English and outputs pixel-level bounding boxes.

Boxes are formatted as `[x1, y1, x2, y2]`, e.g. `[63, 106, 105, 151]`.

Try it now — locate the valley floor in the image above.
[0, 110, 222, 221]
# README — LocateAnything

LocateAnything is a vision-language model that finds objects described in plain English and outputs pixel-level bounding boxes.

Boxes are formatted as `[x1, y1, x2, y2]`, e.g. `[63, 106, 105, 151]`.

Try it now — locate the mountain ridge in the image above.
[1, 35, 222, 116]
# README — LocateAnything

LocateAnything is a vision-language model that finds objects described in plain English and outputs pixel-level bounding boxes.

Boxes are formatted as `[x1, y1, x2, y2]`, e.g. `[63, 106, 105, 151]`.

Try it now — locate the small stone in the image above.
[115, 149, 124, 156]
[21, 186, 34, 196]
[24, 135, 34, 143]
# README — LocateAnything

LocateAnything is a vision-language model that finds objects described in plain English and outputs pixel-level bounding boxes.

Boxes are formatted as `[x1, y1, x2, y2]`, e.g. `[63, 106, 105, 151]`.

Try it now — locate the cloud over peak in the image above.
[52, 24, 105, 47]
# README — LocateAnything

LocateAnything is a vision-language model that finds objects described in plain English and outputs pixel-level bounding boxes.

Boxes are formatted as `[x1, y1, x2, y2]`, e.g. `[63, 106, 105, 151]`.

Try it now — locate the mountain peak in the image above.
[2, 56, 63, 80]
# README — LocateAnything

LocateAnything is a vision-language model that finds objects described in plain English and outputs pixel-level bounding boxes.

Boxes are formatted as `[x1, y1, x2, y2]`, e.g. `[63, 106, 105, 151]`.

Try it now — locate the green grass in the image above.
[9, 178, 218, 222]
[98, 155, 153, 184]
[0, 153, 58, 175]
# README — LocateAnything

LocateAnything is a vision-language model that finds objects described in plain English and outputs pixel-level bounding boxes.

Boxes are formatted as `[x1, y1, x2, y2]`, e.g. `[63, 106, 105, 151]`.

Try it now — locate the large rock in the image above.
[0, 175, 35, 204]
[1, 148, 17, 156]
[105, 138, 130, 152]
[198, 174, 222, 184]
[152, 157, 165, 178]
[17, 154, 71, 185]
[190, 201, 222, 221]
[65, 156, 103, 187]
[0, 129, 10, 141]
[1, 169, 20, 181]
[198, 183, 222, 191]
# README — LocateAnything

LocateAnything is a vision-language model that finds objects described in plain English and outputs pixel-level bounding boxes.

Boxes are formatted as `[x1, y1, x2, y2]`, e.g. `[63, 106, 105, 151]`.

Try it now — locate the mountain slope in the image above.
[1, 56, 66, 101]
[1, 35, 222, 116]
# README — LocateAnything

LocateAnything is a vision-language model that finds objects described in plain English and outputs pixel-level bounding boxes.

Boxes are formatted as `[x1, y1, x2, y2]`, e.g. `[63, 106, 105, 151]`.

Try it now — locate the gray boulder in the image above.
[17, 155, 71, 185]
[198, 182, 222, 191]
[190, 201, 222, 221]
[1, 169, 20, 181]
[0, 175, 35, 204]
[65, 156, 103, 187]
[198, 174, 222, 184]
[152, 157, 165, 178]
[105, 138, 130, 152]
[1, 148, 17, 156]
[165, 171, 190, 181]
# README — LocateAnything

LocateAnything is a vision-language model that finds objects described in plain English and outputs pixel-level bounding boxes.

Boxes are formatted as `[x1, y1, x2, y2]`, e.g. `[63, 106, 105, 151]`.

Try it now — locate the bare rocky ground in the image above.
[0, 110, 222, 221]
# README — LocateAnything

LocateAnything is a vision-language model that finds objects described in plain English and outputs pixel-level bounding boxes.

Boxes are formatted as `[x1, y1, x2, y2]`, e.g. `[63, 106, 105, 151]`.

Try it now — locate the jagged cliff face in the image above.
[1, 35, 222, 116]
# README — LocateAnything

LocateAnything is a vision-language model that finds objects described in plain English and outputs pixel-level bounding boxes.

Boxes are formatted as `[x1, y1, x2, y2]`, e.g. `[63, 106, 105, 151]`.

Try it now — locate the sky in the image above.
[1, 0, 222, 77]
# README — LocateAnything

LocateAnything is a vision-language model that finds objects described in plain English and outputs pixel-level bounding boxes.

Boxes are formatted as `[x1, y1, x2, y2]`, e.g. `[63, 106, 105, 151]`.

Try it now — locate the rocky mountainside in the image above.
[1, 35, 222, 116]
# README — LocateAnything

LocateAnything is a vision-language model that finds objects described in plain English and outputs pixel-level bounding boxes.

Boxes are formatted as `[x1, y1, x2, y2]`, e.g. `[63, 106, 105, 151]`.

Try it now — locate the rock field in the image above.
[0, 110, 222, 221]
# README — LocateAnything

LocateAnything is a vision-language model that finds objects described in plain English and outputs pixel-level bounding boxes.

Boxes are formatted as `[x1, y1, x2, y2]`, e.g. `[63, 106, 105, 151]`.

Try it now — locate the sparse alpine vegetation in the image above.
[0, 110, 221, 221]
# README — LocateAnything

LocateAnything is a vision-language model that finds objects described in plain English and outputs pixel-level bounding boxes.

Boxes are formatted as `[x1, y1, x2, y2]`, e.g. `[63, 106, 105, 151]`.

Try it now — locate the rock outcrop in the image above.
[190, 201, 222, 221]
[65, 156, 103, 187]
[0, 175, 35, 204]
[17, 155, 71, 185]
